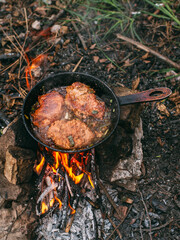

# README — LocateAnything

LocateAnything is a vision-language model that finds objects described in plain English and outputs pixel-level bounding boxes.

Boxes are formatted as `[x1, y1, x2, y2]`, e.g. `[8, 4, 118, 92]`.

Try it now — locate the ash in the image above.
[36, 183, 119, 240]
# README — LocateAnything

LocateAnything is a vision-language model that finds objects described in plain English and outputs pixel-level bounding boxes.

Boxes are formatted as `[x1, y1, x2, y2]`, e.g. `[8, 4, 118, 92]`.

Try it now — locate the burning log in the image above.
[34, 146, 96, 222]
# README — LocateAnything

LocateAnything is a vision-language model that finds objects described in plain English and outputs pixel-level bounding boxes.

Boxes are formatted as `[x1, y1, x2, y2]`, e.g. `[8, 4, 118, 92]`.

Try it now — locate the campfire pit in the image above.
[0, 83, 144, 240]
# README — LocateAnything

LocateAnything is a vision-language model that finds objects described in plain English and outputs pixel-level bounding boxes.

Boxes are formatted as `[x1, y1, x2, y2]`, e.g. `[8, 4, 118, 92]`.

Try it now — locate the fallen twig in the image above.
[107, 215, 122, 239]
[65, 214, 75, 233]
[139, 189, 152, 240]
[142, 218, 174, 232]
[117, 33, 180, 70]
[147, 5, 164, 21]
[105, 205, 132, 240]
[71, 21, 87, 51]
[97, 179, 122, 219]
[72, 56, 83, 72]
[65, 172, 74, 197]
[139, 211, 145, 240]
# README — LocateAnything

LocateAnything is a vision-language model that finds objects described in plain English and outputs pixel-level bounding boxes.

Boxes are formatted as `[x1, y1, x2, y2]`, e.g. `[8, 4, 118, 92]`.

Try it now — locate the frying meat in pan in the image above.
[47, 119, 95, 149]
[30, 82, 111, 150]
[65, 82, 105, 119]
[31, 91, 64, 128]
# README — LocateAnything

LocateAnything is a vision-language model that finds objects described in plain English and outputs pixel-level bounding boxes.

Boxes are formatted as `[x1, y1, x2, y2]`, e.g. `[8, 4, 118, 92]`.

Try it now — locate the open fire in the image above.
[34, 145, 94, 216]
[18, 47, 143, 239]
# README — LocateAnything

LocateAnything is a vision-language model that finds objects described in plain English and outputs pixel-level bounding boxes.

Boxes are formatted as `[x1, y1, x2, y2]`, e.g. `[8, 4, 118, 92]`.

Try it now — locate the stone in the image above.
[32, 20, 41, 30]
[4, 146, 35, 185]
[0, 173, 22, 200]
[51, 24, 61, 33]
[0, 202, 36, 240]
[0, 117, 37, 171]
[96, 85, 143, 191]
[110, 119, 143, 182]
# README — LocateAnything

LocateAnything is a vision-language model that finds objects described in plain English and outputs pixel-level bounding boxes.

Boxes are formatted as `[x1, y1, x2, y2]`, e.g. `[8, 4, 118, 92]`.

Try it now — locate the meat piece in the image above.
[31, 91, 64, 128]
[47, 119, 95, 149]
[65, 82, 105, 120]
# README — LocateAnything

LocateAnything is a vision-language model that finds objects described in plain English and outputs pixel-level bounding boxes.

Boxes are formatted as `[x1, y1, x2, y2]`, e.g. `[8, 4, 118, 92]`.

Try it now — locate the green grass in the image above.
[66, 0, 180, 40]
[67, 0, 142, 41]
[143, 0, 180, 28]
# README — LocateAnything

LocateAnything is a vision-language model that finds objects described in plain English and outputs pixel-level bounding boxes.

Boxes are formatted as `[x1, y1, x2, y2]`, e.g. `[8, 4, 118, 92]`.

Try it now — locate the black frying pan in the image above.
[22, 72, 172, 153]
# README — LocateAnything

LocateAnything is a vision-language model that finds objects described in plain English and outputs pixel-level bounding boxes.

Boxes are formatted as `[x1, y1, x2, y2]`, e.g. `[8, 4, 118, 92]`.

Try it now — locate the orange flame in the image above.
[25, 53, 47, 91]
[61, 153, 84, 184]
[55, 195, 62, 209]
[87, 174, 94, 188]
[50, 198, 55, 207]
[52, 151, 60, 169]
[36, 148, 94, 215]
[41, 201, 48, 214]
[68, 202, 76, 215]
[35, 156, 45, 175]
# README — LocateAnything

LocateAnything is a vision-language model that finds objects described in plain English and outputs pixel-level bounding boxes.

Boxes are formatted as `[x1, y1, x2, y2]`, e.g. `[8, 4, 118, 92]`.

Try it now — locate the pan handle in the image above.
[118, 87, 172, 106]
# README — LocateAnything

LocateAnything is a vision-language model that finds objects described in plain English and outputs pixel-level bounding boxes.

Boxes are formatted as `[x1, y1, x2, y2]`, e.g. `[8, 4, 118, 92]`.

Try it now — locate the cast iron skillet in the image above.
[22, 72, 172, 153]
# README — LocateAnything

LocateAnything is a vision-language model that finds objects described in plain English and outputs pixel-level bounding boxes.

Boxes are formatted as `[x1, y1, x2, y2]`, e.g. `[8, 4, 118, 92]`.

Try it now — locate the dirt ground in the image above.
[0, 1, 179, 239]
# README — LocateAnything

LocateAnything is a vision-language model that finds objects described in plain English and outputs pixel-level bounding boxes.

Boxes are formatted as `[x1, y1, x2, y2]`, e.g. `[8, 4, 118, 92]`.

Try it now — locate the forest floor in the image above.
[0, 0, 179, 239]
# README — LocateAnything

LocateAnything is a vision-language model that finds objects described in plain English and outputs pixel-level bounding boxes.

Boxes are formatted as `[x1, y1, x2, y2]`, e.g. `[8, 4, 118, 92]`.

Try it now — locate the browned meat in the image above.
[47, 119, 95, 149]
[65, 82, 105, 120]
[31, 91, 64, 128]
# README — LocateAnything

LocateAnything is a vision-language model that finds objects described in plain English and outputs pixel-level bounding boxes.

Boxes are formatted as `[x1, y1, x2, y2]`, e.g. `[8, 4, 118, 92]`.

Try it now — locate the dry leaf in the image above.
[114, 206, 128, 220]
[157, 103, 170, 117]
[141, 52, 149, 59]
[143, 60, 151, 63]
[132, 76, 140, 90]
[63, 39, 70, 47]
[169, 91, 180, 104]
[93, 56, 99, 63]
[172, 104, 180, 116]
[35, 7, 47, 16]
[130, 218, 136, 225]
[90, 43, 96, 49]
[99, 58, 107, 63]
[157, 136, 165, 147]
[60, 26, 68, 35]
[123, 59, 133, 67]
[13, 10, 20, 17]
[106, 63, 116, 72]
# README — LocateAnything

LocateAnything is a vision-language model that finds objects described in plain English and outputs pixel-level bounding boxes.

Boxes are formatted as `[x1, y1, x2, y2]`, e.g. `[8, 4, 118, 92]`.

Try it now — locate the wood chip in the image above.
[157, 136, 165, 147]
[93, 56, 99, 63]
[125, 198, 133, 204]
[132, 76, 140, 90]
[114, 206, 128, 220]
[157, 102, 170, 117]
